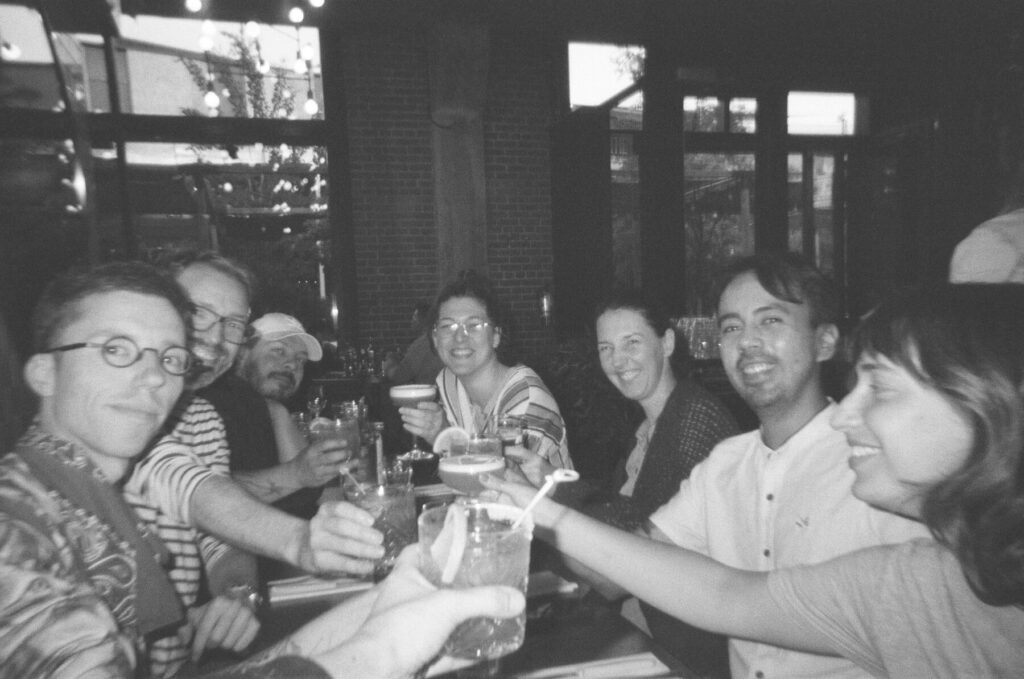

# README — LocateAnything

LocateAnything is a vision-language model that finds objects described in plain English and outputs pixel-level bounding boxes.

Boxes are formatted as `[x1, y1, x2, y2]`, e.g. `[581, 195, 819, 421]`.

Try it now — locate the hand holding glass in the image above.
[418, 502, 533, 660]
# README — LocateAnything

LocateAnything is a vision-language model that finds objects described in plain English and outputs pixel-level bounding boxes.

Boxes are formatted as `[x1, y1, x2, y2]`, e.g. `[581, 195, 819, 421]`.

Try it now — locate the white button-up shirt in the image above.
[650, 404, 931, 679]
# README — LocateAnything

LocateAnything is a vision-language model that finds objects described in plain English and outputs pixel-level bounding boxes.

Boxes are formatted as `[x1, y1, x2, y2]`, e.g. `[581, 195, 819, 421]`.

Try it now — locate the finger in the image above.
[220, 606, 261, 651]
[319, 501, 377, 526]
[191, 605, 218, 663]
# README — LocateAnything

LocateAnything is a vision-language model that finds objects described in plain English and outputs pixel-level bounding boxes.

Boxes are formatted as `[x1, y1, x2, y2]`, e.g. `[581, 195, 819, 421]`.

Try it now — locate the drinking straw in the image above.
[511, 469, 579, 529]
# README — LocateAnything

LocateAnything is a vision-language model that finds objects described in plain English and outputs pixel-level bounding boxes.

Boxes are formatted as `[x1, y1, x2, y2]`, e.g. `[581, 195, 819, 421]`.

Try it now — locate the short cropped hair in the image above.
[31, 261, 193, 353]
[852, 284, 1024, 606]
[153, 247, 257, 304]
[712, 252, 839, 328]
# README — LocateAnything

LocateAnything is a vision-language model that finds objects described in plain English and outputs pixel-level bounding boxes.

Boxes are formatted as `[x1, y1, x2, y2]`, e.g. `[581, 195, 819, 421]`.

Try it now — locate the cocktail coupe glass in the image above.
[437, 433, 505, 496]
[389, 383, 438, 461]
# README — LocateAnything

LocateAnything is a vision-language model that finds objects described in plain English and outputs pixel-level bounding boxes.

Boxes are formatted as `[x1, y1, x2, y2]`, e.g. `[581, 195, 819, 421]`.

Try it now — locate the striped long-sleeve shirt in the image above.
[125, 396, 234, 678]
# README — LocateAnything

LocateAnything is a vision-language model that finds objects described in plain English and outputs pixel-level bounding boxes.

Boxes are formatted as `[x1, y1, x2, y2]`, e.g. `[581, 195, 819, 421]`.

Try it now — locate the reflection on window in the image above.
[729, 98, 757, 133]
[683, 97, 724, 132]
[93, 141, 329, 331]
[683, 153, 755, 314]
[788, 92, 856, 135]
[787, 152, 837, 275]
[610, 131, 641, 287]
[683, 96, 757, 133]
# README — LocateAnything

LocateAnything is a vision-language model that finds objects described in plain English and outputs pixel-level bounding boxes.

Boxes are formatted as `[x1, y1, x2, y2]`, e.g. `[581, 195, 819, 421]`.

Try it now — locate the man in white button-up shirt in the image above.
[647, 253, 929, 679]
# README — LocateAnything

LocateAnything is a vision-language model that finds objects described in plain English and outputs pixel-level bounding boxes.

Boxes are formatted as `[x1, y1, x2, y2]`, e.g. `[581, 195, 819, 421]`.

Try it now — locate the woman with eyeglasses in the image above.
[484, 284, 1024, 677]
[398, 270, 573, 470]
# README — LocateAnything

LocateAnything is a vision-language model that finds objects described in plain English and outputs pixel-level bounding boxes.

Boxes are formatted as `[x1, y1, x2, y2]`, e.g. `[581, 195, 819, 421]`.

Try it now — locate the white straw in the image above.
[511, 469, 579, 529]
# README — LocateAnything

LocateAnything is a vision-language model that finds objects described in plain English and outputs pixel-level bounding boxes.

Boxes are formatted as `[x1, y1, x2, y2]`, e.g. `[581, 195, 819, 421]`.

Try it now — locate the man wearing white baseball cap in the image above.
[237, 312, 323, 403]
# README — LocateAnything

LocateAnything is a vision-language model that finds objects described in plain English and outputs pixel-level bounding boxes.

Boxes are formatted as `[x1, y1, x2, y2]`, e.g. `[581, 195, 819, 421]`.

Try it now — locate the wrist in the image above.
[225, 582, 265, 611]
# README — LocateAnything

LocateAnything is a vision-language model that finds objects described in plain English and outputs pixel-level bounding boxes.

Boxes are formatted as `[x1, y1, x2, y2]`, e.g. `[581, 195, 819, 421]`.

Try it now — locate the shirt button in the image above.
[763, 549, 771, 557]
[755, 672, 765, 679]
[766, 493, 774, 501]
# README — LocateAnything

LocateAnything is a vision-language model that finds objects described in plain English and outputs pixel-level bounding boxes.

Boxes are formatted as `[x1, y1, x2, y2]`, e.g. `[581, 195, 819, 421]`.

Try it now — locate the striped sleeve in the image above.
[127, 438, 215, 528]
[502, 367, 574, 470]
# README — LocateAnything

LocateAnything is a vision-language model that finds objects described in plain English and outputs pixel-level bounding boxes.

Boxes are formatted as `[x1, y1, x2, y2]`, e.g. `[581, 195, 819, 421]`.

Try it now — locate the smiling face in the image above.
[596, 307, 675, 405]
[27, 291, 186, 481]
[175, 263, 249, 389]
[717, 272, 837, 419]
[830, 351, 974, 518]
[433, 296, 500, 378]
[237, 335, 308, 401]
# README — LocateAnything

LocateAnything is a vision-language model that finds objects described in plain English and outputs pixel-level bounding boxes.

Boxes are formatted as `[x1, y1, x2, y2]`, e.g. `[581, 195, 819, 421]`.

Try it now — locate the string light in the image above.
[304, 87, 318, 116]
[243, 21, 261, 40]
[204, 79, 220, 109]
[309, 0, 325, 7]
[288, 6, 305, 23]
[184, 0, 202, 13]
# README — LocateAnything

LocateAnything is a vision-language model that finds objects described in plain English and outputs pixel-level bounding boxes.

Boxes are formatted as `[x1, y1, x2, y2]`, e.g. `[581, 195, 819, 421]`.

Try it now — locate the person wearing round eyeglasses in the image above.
[398, 270, 573, 471]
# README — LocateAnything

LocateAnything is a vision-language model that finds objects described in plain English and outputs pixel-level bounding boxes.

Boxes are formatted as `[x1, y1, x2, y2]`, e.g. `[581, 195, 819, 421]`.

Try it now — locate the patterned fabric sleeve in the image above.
[0, 460, 136, 678]
[498, 367, 573, 469]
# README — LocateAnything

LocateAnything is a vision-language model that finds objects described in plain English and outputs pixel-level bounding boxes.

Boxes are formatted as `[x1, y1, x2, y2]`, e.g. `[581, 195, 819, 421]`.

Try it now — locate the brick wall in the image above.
[341, 25, 559, 366]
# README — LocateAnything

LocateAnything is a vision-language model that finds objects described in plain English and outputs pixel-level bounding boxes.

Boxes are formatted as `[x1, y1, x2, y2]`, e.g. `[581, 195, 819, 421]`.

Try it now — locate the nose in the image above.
[136, 349, 169, 388]
[737, 324, 763, 350]
[830, 384, 864, 433]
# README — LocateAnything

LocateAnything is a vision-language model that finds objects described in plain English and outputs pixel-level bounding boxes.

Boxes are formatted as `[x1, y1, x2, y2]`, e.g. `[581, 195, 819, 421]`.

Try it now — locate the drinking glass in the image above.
[418, 502, 533, 661]
[308, 414, 361, 465]
[494, 415, 526, 453]
[306, 384, 327, 419]
[390, 384, 438, 477]
[438, 434, 504, 496]
[346, 462, 416, 580]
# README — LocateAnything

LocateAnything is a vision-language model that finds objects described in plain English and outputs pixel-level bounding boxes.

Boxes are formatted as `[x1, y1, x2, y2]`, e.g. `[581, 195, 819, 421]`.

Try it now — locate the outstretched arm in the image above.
[482, 473, 836, 654]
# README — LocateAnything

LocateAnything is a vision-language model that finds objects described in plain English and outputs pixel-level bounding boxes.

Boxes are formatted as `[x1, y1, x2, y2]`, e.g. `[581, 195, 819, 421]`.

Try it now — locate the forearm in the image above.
[232, 463, 303, 503]
[191, 475, 309, 568]
[542, 502, 818, 648]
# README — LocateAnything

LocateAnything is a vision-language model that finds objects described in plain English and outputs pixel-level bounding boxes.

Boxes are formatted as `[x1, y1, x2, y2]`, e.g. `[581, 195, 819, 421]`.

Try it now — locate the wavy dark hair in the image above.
[31, 261, 193, 354]
[593, 286, 691, 379]
[852, 284, 1024, 606]
[712, 251, 839, 328]
[429, 269, 517, 365]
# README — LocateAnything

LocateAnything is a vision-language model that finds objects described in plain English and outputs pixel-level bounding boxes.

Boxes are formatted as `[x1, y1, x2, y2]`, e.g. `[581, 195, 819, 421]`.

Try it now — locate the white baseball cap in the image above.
[250, 312, 323, 361]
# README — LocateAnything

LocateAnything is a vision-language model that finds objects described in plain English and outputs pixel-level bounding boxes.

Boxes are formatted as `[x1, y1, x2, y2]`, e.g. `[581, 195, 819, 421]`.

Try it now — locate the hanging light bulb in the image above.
[198, 34, 214, 52]
[300, 42, 315, 62]
[289, 6, 305, 23]
[204, 78, 220, 109]
[184, 0, 202, 13]
[309, 0, 325, 7]
[243, 21, 261, 40]
[257, 57, 271, 74]
[293, 52, 308, 75]
[304, 92, 319, 116]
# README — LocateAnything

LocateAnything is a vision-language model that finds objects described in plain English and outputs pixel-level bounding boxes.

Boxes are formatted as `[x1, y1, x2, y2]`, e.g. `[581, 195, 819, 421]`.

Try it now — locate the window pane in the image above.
[788, 92, 856, 135]
[683, 153, 755, 314]
[729, 98, 756, 133]
[0, 3, 64, 111]
[569, 42, 644, 110]
[683, 97, 724, 132]
[787, 152, 837, 276]
[73, 16, 322, 119]
[94, 141, 329, 331]
[610, 132, 641, 287]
